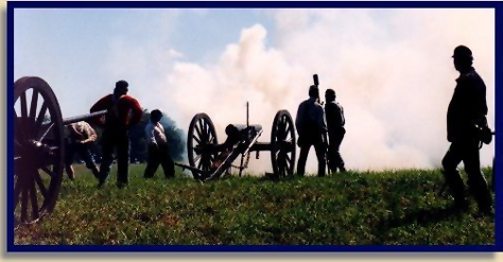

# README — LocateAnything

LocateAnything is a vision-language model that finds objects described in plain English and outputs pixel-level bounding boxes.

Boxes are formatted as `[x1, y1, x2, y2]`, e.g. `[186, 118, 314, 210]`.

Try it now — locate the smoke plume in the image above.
[157, 9, 495, 174]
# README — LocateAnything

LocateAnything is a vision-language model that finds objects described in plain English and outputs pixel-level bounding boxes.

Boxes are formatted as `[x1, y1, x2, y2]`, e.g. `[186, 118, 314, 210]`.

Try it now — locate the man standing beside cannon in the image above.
[143, 109, 175, 179]
[295, 84, 328, 177]
[325, 89, 346, 174]
[441, 45, 492, 215]
[91, 80, 143, 188]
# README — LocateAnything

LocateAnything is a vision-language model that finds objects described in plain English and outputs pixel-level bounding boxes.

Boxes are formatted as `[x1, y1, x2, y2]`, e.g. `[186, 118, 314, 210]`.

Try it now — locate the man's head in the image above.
[225, 124, 240, 139]
[114, 80, 129, 97]
[452, 45, 473, 72]
[325, 89, 336, 102]
[150, 109, 163, 123]
[309, 85, 319, 99]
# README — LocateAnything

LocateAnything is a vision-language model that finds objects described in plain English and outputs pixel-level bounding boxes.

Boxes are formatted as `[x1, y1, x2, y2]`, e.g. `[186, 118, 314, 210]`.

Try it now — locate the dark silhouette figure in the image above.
[295, 85, 328, 177]
[143, 109, 175, 179]
[64, 121, 100, 180]
[325, 89, 346, 173]
[441, 45, 492, 215]
[91, 80, 143, 188]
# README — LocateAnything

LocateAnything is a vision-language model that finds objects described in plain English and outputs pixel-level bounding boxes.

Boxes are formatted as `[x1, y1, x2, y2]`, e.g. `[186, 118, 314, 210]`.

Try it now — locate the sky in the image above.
[13, 8, 495, 174]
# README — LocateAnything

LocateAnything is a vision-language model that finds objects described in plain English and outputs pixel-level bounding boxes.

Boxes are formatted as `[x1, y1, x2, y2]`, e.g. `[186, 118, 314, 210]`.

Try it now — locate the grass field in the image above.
[14, 164, 495, 245]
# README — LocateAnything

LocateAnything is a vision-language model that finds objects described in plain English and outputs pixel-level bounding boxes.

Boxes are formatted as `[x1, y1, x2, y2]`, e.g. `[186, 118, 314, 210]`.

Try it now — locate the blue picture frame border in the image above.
[6, 0, 503, 252]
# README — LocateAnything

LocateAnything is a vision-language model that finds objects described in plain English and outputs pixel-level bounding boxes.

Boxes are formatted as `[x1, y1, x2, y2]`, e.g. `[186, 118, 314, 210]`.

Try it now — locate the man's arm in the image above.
[128, 97, 143, 126]
[316, 105, 328, 146]
[145, 123, 157, 145]
[469, 77, 488, 126]
[295, 103, 305, 135]
[81, 123, 98, 143]
[90, 95, 111, 113]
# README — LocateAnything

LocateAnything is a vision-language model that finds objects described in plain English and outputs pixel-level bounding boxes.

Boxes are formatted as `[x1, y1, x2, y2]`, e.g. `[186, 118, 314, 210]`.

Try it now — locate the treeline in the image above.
[85, 109, 186, 163]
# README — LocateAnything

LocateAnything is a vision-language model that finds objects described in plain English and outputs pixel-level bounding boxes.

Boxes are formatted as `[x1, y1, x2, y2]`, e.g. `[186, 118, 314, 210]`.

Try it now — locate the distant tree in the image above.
[129, 109, 186, 163]
[158, 114, 186, 162]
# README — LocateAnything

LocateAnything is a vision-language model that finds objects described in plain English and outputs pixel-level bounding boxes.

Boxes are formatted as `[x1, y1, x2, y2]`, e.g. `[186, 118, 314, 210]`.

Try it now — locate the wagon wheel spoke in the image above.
[284, 154, 293, 173]
[194, 123, 203, 141]
[34, 102, 49, 135]
[192, 134, 201, 145]
[20, 92, 28, 118]
[285, 152, 291, 164]
[209, 154, 215, 162]
[14, 177, 22, 209]
[35, 172, 49, 199]
[283, 121, 291, 140]
[205, 154, 213, 170]
[40, 167, 55, 178]
[29, 89, 39, 120]
[15, 118, 28, 144]
[206, 156, 213, 172]
[38, 122, 54, 141]
[193, 154, 202, 164]
[20, 181, 29, 222]
[30, 177, 40, 220]
[202, 120, 208, 140]
[197, 156, 205, 170]
[196, 119, 204, 140]
[204, 155, 211, 171]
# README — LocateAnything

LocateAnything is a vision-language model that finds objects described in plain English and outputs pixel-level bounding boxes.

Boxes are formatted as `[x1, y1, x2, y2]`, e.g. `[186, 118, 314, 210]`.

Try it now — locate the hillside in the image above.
[14, 165, 494, 246]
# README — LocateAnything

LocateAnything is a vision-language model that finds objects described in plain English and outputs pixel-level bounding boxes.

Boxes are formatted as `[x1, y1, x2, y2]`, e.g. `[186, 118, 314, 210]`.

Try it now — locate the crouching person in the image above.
[144, 109, 175, 179]
[65, 121, 100, 180]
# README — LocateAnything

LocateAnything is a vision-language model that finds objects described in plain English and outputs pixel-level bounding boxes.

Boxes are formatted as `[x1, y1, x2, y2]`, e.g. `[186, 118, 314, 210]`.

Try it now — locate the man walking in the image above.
[295, 85, 328, 177]
[91, 80, 143, 188]
[325, 89, 346, 174]
[441, 45, 492, 215]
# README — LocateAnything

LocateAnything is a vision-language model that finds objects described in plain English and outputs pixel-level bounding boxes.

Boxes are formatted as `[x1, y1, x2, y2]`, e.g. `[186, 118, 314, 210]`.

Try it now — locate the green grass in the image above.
[14, 164, 495, 245]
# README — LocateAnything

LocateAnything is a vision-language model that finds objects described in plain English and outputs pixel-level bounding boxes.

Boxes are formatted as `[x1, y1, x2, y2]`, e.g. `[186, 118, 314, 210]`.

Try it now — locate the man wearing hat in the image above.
[295, 85, 328, 177]
[441, 45, 492, 215]
[91, 80, 143, 188]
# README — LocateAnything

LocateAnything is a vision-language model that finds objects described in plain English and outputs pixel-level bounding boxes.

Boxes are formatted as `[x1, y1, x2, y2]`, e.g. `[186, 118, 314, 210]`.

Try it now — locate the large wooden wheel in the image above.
[13, 77, 64, 225]
[187, 113, 218, 180]
[271, 110, 296, 177]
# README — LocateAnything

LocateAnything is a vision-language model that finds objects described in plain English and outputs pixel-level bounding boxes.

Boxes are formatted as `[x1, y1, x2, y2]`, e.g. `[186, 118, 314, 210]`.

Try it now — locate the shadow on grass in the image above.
[380, 205, 467, 230]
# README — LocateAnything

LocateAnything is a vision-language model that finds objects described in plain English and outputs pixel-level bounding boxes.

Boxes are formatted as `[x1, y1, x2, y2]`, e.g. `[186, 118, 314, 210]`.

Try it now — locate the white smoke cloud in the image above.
[156, 9, 494, 174]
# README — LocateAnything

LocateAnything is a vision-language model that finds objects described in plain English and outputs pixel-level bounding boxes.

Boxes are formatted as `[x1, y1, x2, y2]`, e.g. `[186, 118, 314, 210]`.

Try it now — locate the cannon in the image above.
[12, 76, 107, 225]
[177, 103, 296, 181]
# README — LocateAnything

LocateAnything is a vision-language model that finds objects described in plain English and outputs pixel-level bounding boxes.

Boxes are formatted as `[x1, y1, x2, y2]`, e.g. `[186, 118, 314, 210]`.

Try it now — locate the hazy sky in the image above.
[14, 8, 495, 173]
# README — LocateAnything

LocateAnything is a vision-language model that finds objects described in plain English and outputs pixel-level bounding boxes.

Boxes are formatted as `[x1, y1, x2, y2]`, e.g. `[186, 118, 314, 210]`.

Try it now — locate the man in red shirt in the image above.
[91, 80, 143, 188]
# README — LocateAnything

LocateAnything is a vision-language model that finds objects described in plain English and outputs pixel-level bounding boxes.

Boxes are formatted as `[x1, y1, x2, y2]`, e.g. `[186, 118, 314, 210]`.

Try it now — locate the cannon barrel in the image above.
[62, 110, 107, 125]
[226, 124, 262, 141]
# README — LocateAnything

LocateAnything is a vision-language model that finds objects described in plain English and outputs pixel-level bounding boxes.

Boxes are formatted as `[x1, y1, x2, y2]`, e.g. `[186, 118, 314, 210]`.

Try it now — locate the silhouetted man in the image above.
[144, 109, 175, 179]
[91, 80, 143, 188]
[295, 85, 327, 177]
[325, 89, 346, 174]
[64, 121, 99, 180]
[441, 45, 492, 215]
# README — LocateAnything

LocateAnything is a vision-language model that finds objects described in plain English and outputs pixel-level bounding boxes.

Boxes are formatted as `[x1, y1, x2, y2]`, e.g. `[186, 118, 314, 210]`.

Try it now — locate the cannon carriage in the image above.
[179, 105, 296, 181]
